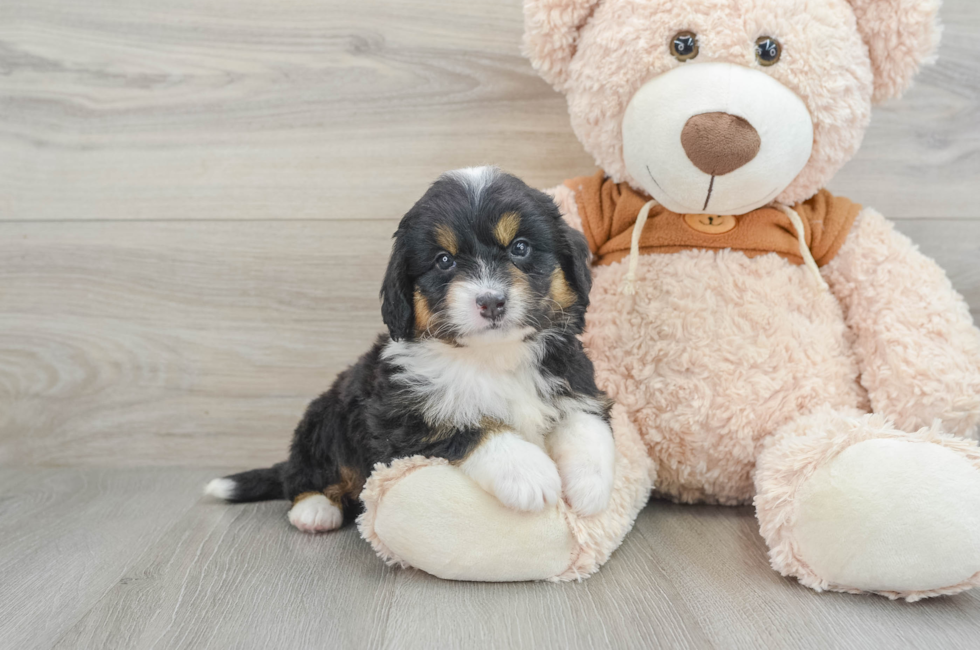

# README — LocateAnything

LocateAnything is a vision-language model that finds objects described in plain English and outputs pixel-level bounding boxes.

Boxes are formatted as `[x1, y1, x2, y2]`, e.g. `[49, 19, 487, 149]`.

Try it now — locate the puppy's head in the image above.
[380, 167, 592, 344]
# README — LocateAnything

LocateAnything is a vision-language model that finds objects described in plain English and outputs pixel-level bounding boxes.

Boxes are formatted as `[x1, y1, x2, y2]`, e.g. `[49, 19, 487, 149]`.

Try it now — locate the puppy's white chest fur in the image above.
[382, 335, 561, 444]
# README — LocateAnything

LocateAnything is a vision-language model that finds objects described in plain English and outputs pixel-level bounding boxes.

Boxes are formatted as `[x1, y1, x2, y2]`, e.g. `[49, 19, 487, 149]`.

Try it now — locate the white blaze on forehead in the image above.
[442, 165, 500, 201]
[622, 62, 814, 216]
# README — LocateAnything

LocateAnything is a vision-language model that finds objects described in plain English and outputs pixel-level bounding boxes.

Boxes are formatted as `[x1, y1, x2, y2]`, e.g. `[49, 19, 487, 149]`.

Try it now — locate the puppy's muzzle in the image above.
[476, 291, 507, 321]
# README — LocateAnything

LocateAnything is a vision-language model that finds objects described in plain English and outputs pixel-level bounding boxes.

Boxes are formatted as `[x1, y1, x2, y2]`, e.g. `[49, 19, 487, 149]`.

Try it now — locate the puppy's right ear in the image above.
[380, 232, 414, 342]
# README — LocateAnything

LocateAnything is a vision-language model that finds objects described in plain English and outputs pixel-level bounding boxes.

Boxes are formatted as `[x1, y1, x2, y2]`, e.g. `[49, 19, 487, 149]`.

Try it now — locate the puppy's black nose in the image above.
[476, 292, 506, 320]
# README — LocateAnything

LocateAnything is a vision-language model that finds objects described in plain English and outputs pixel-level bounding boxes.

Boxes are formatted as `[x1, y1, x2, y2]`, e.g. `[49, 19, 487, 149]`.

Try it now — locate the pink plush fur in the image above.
[823, 211, 980, 437]
[525, 0, 940, 206]
[358, 405, 655, 581]
[848, 0, 943, 102]
[360, 1, 977, 596]
[755, 407, 980, 601]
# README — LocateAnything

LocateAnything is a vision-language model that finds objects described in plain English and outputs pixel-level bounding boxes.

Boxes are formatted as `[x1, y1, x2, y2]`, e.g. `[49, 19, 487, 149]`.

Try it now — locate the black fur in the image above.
[217, 169, 609, 526]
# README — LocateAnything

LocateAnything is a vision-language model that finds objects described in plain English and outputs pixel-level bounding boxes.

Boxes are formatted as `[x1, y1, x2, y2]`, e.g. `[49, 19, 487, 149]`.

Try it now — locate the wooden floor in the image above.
[1, 0, 979, 648]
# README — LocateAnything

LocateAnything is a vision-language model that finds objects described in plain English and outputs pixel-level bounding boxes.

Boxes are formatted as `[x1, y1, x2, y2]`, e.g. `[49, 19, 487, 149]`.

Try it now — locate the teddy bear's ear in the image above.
[523, 0, 603, 90]
[848, 0, 942, 103]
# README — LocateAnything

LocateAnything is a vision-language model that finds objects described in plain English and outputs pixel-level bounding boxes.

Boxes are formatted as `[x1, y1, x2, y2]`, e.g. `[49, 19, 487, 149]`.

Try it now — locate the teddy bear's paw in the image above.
[793, 438, 980, 594]
[460, 431, 561, 512]
[287, 494, 343, 533]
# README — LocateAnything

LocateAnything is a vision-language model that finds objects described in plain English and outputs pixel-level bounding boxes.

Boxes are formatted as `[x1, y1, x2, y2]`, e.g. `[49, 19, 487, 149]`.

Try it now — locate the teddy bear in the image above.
[356, 0, 980, 600]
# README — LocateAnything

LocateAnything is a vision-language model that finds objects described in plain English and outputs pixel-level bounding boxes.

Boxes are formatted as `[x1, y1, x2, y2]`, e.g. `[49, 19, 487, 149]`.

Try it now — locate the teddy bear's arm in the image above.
[822, 208, 980, 438]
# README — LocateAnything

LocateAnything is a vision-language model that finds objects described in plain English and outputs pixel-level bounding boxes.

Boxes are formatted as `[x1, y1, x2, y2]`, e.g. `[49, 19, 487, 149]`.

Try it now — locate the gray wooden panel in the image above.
[632, 502, 980, 650]
[0, 0, 591, 223]
[1, 218, 977, 468]
[52, 497, 392, 650]
[0, 467, 215, 650]
[1, 472, 970, 650]
[1, 0, 977, 222]
[0, 219, 393, 467]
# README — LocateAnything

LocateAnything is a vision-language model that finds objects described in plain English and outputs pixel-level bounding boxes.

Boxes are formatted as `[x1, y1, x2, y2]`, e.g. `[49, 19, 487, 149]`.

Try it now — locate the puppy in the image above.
[205, 167, 616, 533]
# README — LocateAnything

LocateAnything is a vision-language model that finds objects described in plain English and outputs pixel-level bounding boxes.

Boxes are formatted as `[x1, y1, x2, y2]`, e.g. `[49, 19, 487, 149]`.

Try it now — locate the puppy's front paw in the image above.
[287, 494, 343, 533]
[491, 445, 562, 512]
[550, 411, 615, 517]
[560, 458, 613, 517]
[461, 432, 561, 512]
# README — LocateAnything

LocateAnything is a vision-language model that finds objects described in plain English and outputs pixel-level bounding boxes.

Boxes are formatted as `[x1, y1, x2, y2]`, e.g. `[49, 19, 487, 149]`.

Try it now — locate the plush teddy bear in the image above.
[358, 0, 980, 600]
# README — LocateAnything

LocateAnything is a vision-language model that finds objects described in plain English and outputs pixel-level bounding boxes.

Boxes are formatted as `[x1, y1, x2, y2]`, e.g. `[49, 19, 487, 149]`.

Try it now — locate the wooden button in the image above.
[683, 213, 737, 234]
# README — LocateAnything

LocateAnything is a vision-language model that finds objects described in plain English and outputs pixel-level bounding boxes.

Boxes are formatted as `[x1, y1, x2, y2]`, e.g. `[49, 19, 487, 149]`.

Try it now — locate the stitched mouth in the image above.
[728, 185, 782, 214]
[645, 165, 683, 208]
[703, 176, 715, 211]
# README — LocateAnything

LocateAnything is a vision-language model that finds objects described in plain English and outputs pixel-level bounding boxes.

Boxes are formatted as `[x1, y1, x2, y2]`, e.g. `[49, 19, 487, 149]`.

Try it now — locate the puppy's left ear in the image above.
[379, 232, 414, 342]
[557, 217, 594, 305]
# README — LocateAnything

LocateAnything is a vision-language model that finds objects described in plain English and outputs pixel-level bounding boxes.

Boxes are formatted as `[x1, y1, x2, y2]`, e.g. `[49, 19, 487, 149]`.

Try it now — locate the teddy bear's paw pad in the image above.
[369, 464, 577, 581]
[560, 459, 614, 516]
[794, 438, 980, 592]
[287, 494, 343, 533]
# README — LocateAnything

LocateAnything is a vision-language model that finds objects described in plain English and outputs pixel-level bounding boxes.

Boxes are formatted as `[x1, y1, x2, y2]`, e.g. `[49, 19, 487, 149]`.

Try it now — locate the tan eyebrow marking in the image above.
[494, 211, 521, 247]
[414, 288, 434, 335]
[549, 267, 577, 309]
[435, 224, 458, 256]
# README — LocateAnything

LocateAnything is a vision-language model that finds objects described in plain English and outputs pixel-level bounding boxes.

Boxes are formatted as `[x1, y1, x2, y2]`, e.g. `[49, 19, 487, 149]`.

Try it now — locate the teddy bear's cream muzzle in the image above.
[622, 62, 814, 217]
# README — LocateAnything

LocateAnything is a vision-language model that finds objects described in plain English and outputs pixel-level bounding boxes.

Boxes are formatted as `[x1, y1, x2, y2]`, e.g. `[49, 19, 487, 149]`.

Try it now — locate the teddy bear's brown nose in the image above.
[681, 112, 762, 176]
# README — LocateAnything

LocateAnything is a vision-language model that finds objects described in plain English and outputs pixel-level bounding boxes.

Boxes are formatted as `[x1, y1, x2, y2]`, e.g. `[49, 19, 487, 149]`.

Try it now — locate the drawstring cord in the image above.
[620, 199, 658, 295]
[620, 200, 828, 295]
[774, 203, 829, 290]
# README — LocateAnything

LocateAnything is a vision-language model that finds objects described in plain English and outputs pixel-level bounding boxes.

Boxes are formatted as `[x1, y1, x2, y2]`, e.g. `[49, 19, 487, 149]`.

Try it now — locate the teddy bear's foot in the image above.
[756, 409, 980, 600]
[356, 405, 654, 582]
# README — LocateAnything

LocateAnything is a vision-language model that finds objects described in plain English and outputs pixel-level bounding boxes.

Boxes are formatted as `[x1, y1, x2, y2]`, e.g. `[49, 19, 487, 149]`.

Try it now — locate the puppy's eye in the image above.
[435, 252, 455, 270]
[755, 36, 781, 66]
[670, 31, 698, 62]
[509, 239, 530, 258]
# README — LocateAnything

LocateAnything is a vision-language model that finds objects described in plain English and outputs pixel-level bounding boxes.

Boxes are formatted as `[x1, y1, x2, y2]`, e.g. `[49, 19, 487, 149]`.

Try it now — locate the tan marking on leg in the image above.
[414, 288, 434, 335]
[494, 211, 521, 247]
[324, 466, 366, 507]
[292, 491, 322, 506]
[549, 267, 577, 309]
[435, 224, 458, 255]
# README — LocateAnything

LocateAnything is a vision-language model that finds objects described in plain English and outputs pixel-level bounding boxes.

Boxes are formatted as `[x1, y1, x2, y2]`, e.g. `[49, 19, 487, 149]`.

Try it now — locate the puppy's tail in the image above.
[204, 463, 286, 502]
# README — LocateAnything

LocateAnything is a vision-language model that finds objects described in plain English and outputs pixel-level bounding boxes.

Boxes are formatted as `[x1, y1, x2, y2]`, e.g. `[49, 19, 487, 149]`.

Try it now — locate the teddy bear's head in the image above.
[525, 0, 941, 215]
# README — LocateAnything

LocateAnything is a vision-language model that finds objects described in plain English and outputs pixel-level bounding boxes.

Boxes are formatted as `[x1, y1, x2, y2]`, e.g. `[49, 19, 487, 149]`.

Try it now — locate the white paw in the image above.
[461, 432, 562, 512]
[549, 411, 615, 517]
[287, 494, 343, 533]
[560, 459, 614, 516]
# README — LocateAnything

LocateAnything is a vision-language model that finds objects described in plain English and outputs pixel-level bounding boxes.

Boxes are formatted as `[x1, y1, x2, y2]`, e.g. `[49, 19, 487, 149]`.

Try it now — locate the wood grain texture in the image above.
[2, 217, 977, 469]
[1, 0, 978, 222]
[2, 0, 980, 647]
[1, 469, 977, 650]
[1, 218, 977, 468]
[0, 467, 215, 650]
[0, 220, 394, 467]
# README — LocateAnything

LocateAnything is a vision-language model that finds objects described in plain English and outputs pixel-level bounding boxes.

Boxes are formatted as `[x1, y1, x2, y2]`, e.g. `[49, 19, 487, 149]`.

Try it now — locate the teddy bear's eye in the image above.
[670, 31, 699, 62]
[755, 36, 781, 66]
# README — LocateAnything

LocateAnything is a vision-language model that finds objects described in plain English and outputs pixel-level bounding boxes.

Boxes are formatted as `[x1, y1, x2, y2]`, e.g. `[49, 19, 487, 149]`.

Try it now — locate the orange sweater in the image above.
[565, 170, 861, 267]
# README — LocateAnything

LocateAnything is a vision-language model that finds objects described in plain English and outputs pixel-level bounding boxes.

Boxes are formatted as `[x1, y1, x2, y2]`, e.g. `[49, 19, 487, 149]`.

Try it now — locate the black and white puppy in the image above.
[205, 167, 615, 533]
